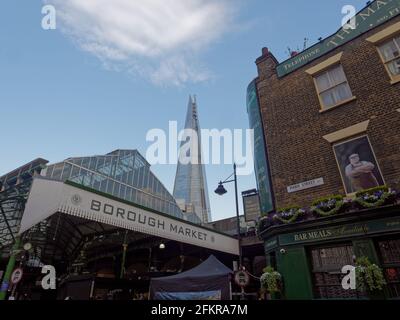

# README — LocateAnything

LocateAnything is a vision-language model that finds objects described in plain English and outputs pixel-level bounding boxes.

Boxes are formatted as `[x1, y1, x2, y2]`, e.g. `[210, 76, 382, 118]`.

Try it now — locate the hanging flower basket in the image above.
[355, 186, 396, 209]
[311, 195, 350, 217]
[273, 206, 305, 224]
[260, 266, 282, 294]
[257, 215, 273, 234]
[355, 257, 386, 292]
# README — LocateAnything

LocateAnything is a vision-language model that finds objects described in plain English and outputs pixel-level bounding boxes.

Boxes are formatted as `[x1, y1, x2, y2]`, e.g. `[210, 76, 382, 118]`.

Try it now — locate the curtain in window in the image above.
[315, 65, 352, 108]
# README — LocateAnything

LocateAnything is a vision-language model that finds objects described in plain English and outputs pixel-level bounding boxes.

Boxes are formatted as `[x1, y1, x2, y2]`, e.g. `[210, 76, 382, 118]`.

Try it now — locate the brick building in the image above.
[250, 0, 400, 299]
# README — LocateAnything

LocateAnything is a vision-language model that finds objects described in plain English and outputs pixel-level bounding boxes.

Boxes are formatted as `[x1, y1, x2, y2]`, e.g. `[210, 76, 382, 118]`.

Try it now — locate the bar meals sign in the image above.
[277, 0, 400, 77]
[279, 216, 400, 245]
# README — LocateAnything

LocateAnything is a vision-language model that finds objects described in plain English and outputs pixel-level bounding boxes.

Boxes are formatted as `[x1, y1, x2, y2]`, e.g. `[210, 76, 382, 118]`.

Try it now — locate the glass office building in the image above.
[173, 96, 211, 223]
[42, 149, 197, 222]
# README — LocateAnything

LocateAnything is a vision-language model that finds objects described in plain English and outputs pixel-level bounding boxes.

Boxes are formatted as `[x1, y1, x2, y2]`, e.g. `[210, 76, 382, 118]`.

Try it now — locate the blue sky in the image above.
[1, 0, 366, 221]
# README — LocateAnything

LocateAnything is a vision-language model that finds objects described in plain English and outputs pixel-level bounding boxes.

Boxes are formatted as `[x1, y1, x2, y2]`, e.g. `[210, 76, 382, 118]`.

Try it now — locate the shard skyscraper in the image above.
[173, 96, 212, 224]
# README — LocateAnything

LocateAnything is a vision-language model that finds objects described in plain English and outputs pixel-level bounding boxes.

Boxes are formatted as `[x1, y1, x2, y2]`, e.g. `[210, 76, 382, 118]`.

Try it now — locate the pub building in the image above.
[249, 0, 400, 299]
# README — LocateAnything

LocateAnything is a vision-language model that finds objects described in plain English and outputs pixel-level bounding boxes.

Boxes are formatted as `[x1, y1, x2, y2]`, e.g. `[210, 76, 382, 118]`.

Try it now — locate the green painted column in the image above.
[0, 237, 21, 300]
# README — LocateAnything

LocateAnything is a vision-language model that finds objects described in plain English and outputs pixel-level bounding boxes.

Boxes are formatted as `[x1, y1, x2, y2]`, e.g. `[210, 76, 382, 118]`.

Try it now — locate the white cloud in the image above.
[46, 0, 235, 86]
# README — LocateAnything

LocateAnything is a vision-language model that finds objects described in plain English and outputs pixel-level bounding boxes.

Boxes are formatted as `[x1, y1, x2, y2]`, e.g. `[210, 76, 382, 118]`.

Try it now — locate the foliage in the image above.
[355, 186, 396, 209]
[272, 206, 305, 224]
[311, 195, 344, 206]
[355, 186, 389, 197]
[260, 266, 282, 293]
[310, 195, 352, 217]
[266, 185, 398, 228]
[256, 216, 272, 235]
[355, 257, 386, 292]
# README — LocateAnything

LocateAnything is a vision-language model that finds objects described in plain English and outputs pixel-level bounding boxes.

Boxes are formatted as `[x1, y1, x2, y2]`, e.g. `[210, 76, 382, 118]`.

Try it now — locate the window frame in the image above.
[366, 21, 400, 85]
[332, 134, 386, 196]
[312, 63, 355, 112]
[376, 35, 400, 85]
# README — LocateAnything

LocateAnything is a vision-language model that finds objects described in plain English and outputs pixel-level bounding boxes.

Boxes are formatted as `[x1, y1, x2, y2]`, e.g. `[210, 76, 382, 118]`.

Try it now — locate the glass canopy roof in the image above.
[43, 150, 201, 224]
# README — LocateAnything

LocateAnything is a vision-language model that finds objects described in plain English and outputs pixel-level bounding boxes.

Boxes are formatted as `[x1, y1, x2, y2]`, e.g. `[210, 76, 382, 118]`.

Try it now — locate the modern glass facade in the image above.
[173, 96, 211, 223]
[42, 149, 195, 222]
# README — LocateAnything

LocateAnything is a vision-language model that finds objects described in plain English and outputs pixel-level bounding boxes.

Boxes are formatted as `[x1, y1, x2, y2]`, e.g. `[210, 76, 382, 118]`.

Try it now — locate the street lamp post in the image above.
[214, 163, 243, 269]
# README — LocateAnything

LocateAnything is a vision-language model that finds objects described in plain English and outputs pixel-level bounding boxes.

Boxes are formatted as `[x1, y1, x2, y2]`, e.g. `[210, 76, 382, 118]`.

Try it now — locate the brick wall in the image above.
[255, 16, 400, 209]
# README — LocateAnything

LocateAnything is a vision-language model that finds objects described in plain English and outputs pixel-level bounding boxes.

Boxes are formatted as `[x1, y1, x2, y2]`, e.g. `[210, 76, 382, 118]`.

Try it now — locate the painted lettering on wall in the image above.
[277, 0, 400, 77]
[90, 199, 209, 242]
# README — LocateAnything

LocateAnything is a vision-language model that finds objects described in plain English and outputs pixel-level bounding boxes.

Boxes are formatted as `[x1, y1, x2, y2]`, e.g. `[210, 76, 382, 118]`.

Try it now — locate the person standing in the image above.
[345, 154, 380, 192]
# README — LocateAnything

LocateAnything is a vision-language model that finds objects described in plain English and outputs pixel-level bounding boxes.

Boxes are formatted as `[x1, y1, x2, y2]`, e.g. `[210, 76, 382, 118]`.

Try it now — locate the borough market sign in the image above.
[19, 178, 239, 255]
[277, 0, 400, 77]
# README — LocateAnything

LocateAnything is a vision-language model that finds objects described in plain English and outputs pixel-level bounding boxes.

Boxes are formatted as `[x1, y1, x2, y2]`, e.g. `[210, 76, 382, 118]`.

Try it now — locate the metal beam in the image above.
[0, 203, 16, 243]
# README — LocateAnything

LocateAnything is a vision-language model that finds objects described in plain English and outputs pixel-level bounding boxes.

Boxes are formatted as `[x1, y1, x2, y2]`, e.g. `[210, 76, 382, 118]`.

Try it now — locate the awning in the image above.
[150, 255, 233, 300]
[19, 177, 239, 256]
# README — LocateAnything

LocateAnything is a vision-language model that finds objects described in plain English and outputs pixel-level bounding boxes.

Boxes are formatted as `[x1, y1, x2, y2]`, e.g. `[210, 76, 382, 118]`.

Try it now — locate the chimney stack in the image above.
[256, 47, 278, 80]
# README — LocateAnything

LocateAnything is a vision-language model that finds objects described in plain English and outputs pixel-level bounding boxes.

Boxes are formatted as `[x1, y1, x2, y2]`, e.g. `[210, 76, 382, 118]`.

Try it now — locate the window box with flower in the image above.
[311, 195, 351, 217]
[257, 215, 274, 235]
[355, 186, 396, 209]
[272, 206, 306, 224]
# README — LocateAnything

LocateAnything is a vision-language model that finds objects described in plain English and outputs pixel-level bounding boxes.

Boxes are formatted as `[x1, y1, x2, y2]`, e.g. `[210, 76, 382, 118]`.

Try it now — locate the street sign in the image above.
[234, 270, 250, 288]
[10, 268, 23, 285]
[242, 191, 261, 222]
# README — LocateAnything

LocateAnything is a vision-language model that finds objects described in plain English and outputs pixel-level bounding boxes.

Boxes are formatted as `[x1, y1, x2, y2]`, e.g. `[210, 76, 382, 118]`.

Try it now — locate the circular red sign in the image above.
[10, 268, 23, 284]
[234, 270, 250, 287]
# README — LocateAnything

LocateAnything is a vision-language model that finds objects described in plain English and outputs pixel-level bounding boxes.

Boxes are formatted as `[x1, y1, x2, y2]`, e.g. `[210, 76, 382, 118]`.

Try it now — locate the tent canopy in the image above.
[150, 255, 233, 300]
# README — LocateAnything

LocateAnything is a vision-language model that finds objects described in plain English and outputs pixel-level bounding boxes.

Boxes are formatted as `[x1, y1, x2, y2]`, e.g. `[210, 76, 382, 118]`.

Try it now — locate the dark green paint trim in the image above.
[264, 237, 279, 253]
[279, 216, 400, 246]
[277, 247, 314, 300]
[246, 80, 275, 214]
[259, 204, 400, 240]
[277, 0, 400, 77]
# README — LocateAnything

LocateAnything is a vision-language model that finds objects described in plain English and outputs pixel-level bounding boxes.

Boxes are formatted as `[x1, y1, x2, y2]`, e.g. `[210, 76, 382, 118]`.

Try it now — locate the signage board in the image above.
[277, 0, 400, 77]
[242, 191, 261, 222]
[279, 216, 400, 246]
[265, 237, 278, 253]
[10, 268, 23, 284]
[20, 178, 239, 255]
[234, 270, 250, 288]
[247, 80, 274, 214]
[287, 178, 324, 193]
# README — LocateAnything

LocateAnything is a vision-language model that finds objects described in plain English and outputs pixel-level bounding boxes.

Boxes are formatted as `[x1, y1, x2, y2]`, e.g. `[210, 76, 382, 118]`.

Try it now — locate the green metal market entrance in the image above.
[1, 177, 239, 300]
